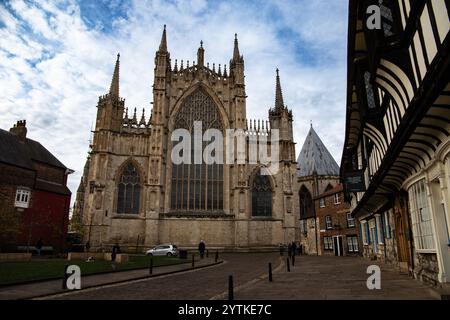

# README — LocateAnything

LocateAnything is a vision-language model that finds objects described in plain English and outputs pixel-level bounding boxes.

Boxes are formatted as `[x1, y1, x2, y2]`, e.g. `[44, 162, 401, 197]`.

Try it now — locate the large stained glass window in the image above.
[171, 89, 224, 211]
[251, 169, 273, 216]
[117, 162, 141, 214]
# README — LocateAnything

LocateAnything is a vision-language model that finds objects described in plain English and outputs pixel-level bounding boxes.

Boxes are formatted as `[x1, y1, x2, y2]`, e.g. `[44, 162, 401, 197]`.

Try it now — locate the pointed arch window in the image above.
[251, 169, 273, 217]
[299, 186, 313, 219]
[117, 162, 141, 214]
[171, 89, 224, 212]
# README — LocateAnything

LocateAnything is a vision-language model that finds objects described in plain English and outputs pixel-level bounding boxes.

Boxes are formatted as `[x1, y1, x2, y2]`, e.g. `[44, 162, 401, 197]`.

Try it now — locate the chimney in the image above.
[10, 120, 27, 141]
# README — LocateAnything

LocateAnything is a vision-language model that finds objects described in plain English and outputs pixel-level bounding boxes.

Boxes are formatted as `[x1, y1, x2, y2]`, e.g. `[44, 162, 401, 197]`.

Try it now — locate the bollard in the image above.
[149, 257, 153, 275]
[286, 258, 291, 272]
[292, 254, 295, 267]
[215, 250, 219, 263]
[62, 264, 69, 289]
[192, 253, 195, 268]
[206, 249, 209, 258]
[269, 263, 273, 282]
[228, 275, 234, 300]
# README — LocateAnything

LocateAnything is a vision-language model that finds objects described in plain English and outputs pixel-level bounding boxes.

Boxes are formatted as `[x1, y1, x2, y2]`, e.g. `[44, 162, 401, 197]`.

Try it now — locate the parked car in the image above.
[146, 244, 178, 256]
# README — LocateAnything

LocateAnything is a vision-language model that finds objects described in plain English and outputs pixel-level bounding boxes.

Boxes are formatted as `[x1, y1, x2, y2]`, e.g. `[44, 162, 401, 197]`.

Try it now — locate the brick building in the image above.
[314, 184, 361, 256]
[0, 120, 73, 252]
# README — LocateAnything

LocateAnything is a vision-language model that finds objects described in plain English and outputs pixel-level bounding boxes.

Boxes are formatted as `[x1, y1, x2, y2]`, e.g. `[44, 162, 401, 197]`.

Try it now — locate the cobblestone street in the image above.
[45, 253, 438, 300]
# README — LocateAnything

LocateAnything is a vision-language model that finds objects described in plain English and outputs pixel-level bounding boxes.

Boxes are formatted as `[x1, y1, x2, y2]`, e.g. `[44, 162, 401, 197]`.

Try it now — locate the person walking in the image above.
[287, 242, 292, 258]
[111, 243, 118, 262]
[36, 238, 43, 256]
[198, 240, 206, 259]
[291, 241, 297, 256]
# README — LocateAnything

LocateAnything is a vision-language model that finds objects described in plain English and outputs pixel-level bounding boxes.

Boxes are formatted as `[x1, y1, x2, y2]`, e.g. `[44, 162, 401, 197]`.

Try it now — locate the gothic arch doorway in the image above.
[299, 185, 313, 219]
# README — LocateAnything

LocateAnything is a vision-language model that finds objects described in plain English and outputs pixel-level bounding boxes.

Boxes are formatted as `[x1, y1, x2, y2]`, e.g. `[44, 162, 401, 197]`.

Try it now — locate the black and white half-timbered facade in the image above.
[341, 0, 450, 285]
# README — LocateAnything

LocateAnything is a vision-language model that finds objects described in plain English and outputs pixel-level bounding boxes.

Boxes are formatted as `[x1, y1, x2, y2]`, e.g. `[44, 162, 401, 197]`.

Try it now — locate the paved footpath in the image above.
[0, 254, 440, 300]
[236, 255, 439, 300]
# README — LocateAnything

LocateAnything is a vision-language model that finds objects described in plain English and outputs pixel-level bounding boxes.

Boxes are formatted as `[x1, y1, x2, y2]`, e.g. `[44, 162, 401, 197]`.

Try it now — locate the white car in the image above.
[146, 244, 178, 256]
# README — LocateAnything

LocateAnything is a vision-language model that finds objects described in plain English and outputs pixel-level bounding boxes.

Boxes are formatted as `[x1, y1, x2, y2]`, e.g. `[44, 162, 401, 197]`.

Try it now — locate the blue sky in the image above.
[0, 0, 348, 207]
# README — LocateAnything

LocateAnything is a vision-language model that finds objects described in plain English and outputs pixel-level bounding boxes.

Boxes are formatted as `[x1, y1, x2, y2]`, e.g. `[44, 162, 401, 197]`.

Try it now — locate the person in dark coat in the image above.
[291, 242, 297, 256]
[111, 243, 119, 262]
[279, 243, 284, 256]
[198, 240, 206, 259]
[36, 239, 43, 256]
[287, 243, 292, 257]
[85, 241, 91, 252]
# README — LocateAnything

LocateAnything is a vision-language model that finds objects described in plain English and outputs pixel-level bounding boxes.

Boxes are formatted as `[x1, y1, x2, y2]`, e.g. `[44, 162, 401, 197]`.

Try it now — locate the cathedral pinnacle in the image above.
[109, 53, 120, 97]
[159, 25, 167, 52]
[233, 33, 240, 62]
[275, 68, 284, 110]
[197, 40, 205, 67]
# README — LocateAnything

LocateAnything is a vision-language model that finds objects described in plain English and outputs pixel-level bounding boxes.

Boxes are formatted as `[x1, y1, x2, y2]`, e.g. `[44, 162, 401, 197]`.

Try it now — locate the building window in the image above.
[347, 236, 359, 253]
[325, 215, 333, 229]
[300, 219, 308, 234]
[347, 212, 355, 227]
[324, 237, 333, 250]
[15, 187, 31, 208]
[408, 179, 435, 250]
[319, 198, 326, 208]
[171, 89, 224, 211]
[299, 186, 313, 218]
[117, 162, 141, 214]
[251, 169, 273, 216]
[334, 193, 340, 205]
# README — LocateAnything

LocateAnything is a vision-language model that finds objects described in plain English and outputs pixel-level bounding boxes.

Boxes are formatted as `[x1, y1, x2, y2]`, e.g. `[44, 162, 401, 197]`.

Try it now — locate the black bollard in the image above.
[228, 275, 234, 300]
[269, 263, 273, 282]
[286, 258, 291, 272]
[149, 257, 153, 275]
[192, 253, 195, 268]
[62, 264, 69, 289]
[292, 254, 295, 267]
[215, 250, 219, 263]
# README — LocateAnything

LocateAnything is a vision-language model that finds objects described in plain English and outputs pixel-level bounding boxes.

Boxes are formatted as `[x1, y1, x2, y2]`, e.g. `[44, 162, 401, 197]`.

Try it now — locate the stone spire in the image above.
[275, 68, 284, 110]
[159, 24, 167, 52]
[197, 40, 204, 67]
[109, 53, 120, 96]
[233, 33, 240, 62]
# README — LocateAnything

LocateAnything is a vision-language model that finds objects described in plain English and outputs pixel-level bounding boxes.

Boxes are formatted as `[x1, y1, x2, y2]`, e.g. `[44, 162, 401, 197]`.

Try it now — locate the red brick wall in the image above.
[16, 190, 70, 252]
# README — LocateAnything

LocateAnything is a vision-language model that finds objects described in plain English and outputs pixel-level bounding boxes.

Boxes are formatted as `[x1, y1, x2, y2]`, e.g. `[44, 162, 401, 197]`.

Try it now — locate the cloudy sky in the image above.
[0, 0, 348, 207]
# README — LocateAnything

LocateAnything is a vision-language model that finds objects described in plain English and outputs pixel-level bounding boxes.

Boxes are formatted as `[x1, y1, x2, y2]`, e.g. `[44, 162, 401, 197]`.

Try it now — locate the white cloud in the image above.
[0, 0, 348, 208]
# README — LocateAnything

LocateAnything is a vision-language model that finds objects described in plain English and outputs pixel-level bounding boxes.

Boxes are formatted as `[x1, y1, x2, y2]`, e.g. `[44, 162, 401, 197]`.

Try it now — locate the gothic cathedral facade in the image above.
[73, 26, 308, 250]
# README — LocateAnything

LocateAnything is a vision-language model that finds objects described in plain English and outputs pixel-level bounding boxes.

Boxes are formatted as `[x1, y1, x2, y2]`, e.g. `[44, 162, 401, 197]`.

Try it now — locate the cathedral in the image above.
[72, 26, 338, 250]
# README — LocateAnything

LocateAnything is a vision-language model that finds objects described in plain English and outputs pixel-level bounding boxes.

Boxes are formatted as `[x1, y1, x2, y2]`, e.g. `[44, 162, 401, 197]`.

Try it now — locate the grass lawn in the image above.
[0, 255, 188, 286]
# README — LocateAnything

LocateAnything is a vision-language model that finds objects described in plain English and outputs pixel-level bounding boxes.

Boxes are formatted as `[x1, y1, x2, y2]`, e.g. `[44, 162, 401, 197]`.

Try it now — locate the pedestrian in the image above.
[279, 243, 284, 256]
[291, 241, 297, 256]
[85, 241, 91, 252]
[36, 238, 43, 256]
[198, 240, 206, 259]
[111, 243, 118, 262]
[287, 243, 292, 257]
